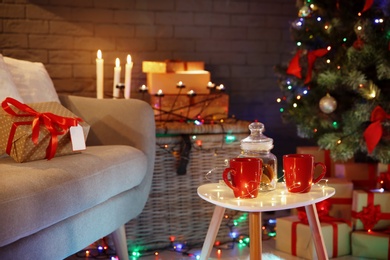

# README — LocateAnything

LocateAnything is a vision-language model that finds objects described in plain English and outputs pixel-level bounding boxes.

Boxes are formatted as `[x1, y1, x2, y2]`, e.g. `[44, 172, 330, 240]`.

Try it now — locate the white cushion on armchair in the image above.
[0, 54, 60, 104]
[0, 55, 23, 103]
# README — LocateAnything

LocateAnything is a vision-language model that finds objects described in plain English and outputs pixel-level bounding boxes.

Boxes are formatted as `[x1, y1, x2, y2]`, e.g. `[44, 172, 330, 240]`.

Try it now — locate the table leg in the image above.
[305, 204, 328, 260]
[249, 212, 262, 260]
[199, 206, 226, 260]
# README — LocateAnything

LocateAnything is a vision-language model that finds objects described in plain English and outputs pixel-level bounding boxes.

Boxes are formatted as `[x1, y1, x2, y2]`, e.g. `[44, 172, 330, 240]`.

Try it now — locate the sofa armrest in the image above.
[59, 95, 156, 181]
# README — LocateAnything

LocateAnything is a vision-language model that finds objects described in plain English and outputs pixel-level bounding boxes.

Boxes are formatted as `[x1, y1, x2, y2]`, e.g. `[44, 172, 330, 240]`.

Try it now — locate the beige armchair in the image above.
[0, 95, 155, 260]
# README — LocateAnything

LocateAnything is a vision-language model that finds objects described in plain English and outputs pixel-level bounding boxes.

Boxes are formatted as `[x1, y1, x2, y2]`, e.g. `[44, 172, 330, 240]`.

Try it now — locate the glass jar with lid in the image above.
[239, 122, 277, 191]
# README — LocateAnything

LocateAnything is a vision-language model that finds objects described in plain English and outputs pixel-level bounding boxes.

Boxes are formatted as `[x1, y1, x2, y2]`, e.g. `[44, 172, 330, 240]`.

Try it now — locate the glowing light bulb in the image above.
[375, 18, 384, 23]
[337, 139, 342, 144]
[293, 103, 297, 108]
[276, 98, 281, 102]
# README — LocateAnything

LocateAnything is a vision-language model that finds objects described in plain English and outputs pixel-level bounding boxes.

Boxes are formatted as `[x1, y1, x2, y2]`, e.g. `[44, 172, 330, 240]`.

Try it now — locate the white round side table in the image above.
[197, 182, 335, 260]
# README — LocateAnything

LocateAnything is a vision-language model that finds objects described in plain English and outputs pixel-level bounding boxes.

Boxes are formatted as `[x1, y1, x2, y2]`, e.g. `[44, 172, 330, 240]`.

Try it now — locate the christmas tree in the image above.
[275, 0, 390, 163]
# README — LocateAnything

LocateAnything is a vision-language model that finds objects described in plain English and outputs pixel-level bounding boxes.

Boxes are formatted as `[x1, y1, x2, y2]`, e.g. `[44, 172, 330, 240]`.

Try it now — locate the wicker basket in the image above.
[125, 122, 250, 250]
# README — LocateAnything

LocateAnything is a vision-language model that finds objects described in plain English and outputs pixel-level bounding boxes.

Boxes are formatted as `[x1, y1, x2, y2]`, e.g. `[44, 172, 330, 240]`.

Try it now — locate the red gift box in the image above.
[335, 162, 378, 190]
[296, 146, 352, 177]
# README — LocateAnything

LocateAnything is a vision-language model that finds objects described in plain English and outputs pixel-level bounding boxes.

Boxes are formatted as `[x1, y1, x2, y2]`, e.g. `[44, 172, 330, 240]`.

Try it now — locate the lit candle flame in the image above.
[127, 54, 132, 64]
[97, 50, 102, 59]
[115, 58, 120, 68]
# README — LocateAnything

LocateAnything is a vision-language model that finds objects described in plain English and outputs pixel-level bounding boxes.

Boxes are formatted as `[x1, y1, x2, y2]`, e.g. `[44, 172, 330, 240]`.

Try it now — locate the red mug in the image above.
[222, 158, 262, 199]
[283, 154, 326, 193]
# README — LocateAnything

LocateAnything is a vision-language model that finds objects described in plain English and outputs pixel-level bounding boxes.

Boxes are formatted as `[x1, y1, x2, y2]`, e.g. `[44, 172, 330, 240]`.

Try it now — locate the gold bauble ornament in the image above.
[319, 93, 337, 114]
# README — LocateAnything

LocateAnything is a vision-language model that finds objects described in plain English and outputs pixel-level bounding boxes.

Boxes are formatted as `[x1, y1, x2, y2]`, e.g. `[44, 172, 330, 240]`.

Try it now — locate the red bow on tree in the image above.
[363, 106, 390, 154]
[287, 49, 329, 84]
[352, 203, 382, 231]
[362, 0, 374, 13]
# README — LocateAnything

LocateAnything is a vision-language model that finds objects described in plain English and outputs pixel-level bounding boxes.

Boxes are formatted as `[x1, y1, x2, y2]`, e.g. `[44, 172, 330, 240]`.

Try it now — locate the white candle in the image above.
[124, 54, 133, 99]
[96, 50, 104, 99]
[113, 58, 121, 99]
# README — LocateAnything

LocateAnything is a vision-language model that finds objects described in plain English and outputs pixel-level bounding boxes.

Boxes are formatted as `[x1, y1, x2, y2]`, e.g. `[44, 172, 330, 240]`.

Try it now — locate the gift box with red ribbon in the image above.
[291, 178, 354, 220]
[352, 189, 390, 231]
[0, 98, 90, 163]
[335, 162, 378, 190]
[351, 231, 390, 259]
[296, 146, 351, 177]
[325, 178, 354, 220]
[275, 215, 351, 259]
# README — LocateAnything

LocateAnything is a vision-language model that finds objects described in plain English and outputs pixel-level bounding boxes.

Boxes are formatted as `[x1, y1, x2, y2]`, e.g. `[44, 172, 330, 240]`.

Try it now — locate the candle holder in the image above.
[186, 90, 197, 119]
[207, 82, 216, 94]
[216, 84, 225, 92]
[155, 90, 165, 121]
[166, 82, 185, 121]
[176, 81, 186, 89]
[139, 85, 148, 100]
[113, 83, 125, 99]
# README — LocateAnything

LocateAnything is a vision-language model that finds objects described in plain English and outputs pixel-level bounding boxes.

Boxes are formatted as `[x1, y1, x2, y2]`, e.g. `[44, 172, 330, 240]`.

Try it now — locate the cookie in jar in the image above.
[239, 122, 277, 191]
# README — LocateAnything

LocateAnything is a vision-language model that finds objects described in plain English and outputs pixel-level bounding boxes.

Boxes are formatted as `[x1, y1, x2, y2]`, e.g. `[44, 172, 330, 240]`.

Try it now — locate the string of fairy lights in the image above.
[73, 212, 277, 259]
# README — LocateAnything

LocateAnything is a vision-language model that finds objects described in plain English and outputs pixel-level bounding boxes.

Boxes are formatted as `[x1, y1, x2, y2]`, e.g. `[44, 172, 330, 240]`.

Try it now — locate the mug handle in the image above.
[312, 162, 326, 184]
[222, 168, 239, 193]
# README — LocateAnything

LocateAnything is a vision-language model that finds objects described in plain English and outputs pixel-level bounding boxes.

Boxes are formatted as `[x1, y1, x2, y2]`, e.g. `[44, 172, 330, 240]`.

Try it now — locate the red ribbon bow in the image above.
[287, 48, 329, 84]
[362, 0, 374, 13]
[2, 97, 82, 160]
[363, 106, 390, 154]
[352, 203, 382, 231]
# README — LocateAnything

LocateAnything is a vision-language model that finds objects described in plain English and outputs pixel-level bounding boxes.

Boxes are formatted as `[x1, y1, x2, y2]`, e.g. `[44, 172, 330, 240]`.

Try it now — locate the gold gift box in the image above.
[0, 101, 90, 163]
[146, 70, 211, 95]
[142, 60, 205, 73]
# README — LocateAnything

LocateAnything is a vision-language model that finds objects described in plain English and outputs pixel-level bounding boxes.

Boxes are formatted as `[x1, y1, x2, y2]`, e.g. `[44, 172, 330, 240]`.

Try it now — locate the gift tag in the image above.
[70, 124, 86, 151]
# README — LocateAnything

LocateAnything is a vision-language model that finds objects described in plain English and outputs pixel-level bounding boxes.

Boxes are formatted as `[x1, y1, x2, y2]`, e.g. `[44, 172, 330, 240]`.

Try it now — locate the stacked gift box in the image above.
[275, 146, 390, 259]
[142, 60, 228, 121]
